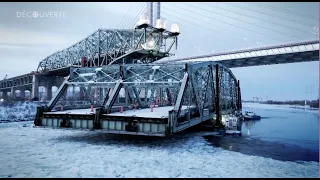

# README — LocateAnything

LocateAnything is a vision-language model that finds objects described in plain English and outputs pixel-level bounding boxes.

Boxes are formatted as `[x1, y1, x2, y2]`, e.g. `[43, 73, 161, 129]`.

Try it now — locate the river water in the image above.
[204, 102, 319, 162]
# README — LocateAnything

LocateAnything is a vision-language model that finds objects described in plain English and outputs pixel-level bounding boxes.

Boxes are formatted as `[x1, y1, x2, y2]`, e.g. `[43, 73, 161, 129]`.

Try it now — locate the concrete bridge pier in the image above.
[10, 87, 16, 99]
[45, 86, 52, 101]
[31, 75, 39, 100]
[9, 86, 29, 100]
[0, 91, 9, 101]
[17, 87, 26, 100]
[24, 87, 32, 100]
[44, 81, 53, 101]
[46, 76, 65, 101]
[31, 74, 66, 101]
[20, 89, 26, 99]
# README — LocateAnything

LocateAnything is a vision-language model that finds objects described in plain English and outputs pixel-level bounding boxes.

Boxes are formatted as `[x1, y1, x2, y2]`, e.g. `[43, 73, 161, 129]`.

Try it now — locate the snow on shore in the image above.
[0, 122, 317, 178]
[242, 102, 318, 114]
[0, 102, 39, 122]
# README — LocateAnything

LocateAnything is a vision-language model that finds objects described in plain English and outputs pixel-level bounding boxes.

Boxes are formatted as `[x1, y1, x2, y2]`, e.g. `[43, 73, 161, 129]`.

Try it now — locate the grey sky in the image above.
[0, 2, 318, 101]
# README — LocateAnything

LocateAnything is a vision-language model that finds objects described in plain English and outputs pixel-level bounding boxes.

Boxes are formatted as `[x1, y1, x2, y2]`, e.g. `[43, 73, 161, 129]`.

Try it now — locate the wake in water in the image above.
[0, 101, 39, 122]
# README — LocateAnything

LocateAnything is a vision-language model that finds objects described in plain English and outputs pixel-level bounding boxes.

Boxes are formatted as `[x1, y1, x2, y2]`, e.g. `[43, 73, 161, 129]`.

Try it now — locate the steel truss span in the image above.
[37, 28, 178, 73]
[34, 61, 242, 136]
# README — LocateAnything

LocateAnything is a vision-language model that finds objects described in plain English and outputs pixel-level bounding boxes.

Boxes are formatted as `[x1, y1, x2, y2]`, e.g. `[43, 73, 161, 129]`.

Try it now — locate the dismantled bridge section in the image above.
[37, 28, 178, 73]
[34, 62, 241, 136]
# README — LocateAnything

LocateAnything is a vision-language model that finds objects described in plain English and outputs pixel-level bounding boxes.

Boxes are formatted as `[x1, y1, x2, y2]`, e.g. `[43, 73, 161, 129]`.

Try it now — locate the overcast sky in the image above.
[0, 2, 318, 101]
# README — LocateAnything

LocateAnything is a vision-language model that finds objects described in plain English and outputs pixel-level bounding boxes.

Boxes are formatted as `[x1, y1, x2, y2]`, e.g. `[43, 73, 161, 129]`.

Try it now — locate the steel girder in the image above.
[0, 73, 34, 90]
[37, 28, 178, 73]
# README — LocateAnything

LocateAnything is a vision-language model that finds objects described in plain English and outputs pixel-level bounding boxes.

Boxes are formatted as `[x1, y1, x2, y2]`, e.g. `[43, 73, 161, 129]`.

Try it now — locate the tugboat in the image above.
[243, 110, 261, 121]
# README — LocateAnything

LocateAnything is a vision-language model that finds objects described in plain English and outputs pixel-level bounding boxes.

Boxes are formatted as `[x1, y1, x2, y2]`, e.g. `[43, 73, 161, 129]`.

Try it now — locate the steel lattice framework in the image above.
[37, 28, 178, 72]
[36, 61, 241, 136]
[48, 62, 240, 112]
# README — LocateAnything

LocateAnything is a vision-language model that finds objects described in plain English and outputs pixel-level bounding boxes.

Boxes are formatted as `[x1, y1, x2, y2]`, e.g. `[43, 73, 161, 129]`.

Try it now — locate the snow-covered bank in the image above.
[242, 102, 318, 114]
[0, 102, 39, 122]
[0, 122, 317, 178]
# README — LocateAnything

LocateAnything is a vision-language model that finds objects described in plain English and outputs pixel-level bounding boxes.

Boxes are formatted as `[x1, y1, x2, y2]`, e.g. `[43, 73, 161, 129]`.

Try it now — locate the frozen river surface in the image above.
[0, 102, 318, 178]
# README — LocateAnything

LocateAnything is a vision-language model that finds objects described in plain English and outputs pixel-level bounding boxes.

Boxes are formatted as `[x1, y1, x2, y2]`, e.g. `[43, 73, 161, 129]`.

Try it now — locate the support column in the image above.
[46, 85, 52, 101]
[31, 75, 39, 99]
[2, 91, 9, 101]
[51, 76, 65, 90]
[20, 89, 25, 99]
[11, 87, 16, 99]
[26, 86, 32, 100]
[43, 77, 53, 101]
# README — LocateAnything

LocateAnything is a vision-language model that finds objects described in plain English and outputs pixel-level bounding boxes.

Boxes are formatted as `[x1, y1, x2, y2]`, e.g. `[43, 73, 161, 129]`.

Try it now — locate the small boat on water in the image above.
[243, 110, 261, 121]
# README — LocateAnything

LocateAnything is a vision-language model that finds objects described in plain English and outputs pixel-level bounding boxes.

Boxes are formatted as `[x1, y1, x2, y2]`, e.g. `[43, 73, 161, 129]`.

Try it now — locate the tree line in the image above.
[261, 99, 319, 108]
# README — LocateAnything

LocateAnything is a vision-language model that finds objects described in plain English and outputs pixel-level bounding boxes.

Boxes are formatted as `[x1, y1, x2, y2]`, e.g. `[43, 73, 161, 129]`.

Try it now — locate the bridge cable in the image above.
[161, 6, 253, 44]
[161, 10, 273, 59]
[118, 2, 146, 29]
[179, 2, 301, 40]
[161, 5, 256, 41]
[220, 2, 317, 27]
[197, 2, 316, 36]
[250, 2, 318, 20]
[117, 2, 140, 29]
[161, 10, 243, 43]
[162, 3, 285, 42]
[122, 3, 147, 29]
[161, 5, 297, 50]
